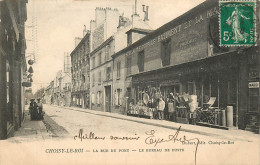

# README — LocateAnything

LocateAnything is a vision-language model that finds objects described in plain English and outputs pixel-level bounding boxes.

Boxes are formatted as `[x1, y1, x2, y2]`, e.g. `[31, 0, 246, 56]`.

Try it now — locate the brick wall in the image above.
[92, 24, 104, 50]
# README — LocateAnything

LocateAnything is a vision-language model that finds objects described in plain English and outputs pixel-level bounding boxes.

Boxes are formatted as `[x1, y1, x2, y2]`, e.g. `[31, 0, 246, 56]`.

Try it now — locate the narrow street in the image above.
[44, 104, 206, 138]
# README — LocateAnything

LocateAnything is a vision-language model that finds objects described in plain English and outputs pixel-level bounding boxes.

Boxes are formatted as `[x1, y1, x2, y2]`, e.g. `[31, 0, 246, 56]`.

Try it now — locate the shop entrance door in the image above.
[105, 86, 111, 112]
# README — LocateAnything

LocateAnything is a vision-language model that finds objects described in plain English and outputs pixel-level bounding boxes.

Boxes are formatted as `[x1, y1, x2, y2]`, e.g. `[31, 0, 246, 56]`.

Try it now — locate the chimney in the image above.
[83, 25, 87, 36]
[95, 7, 106, 26]
[90, 20, 96, 32]
[142, 5, 149, 21]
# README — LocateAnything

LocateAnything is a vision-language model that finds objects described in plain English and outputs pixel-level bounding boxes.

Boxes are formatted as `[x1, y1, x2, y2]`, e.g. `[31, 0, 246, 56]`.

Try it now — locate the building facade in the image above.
[70, 31, 91, 108]
[0, 0, 28, 139]
[90, 36, 114, 112]
[52, 70, 72, 106]
[89, 6, 152, 114]
[44, 83, 53, 105]
[112, 0, 259, 132]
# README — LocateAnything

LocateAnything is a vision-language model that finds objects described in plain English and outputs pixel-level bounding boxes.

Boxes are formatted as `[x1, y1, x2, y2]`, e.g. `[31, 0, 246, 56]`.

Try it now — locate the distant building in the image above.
[25, 88, 33, 104]
[44, 82, 54, 105]
[52, 70, 72, 106]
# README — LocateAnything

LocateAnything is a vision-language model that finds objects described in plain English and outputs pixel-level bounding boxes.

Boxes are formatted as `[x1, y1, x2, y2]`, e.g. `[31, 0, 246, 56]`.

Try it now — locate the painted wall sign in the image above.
[125, 7, 219, 57]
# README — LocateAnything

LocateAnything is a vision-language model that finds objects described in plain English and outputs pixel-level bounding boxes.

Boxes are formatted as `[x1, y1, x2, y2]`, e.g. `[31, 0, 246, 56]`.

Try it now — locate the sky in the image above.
[25, 0, 205, 93]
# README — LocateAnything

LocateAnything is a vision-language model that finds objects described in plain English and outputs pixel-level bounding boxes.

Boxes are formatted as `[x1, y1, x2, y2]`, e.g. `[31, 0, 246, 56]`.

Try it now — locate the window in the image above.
[116, 61, 121, 79]
[106, 67, 111, 81]
[92, 73, 95, 87]
[98, 71, 101, 85]
[126, 56, 132, 75]
[92, 57, 95, 68]
[91, 93, 95, 104]
[138, 51, 144, 72]
[115, 89, 122, 106]
[97, 91, 102, 105]
[161, 39, 171, 67]
[106, 44, 110, 61]
[82, 74, 85, 83]
[98, 52, 102, 65]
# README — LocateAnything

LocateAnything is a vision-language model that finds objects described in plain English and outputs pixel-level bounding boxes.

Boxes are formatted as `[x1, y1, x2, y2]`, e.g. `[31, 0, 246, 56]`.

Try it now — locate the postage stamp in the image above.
[219, 0, 257, 46]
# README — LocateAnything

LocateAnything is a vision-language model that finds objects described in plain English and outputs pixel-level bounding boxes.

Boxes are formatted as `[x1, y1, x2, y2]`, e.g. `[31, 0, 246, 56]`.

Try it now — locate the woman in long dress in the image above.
[226, 6, 250, 43]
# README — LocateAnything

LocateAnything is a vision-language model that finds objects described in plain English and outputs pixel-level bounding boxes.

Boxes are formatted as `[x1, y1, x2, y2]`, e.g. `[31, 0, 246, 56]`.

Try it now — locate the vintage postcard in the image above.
[0, 0, 259, 165]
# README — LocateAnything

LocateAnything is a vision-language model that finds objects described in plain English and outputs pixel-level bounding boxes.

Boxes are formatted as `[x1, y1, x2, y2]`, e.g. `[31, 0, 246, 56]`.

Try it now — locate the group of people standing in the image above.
[29, 98, 44, 120]
[148, 92, 180, 121]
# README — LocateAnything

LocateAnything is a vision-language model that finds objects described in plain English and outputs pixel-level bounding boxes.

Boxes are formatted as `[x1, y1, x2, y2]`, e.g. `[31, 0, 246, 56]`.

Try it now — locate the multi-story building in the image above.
[70, 31, 91, 108]
[53, 70, 62, 106]
[44, 83, 53, 105]
[52, 70, 72, 106]
[89, 6, 152, 113]
[112, 0, 259, 132]
[0, 0, 28, 139]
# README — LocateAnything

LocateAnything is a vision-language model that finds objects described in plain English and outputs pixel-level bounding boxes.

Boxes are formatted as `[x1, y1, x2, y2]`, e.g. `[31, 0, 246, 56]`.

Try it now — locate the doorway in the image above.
[105, 86, 111, 112]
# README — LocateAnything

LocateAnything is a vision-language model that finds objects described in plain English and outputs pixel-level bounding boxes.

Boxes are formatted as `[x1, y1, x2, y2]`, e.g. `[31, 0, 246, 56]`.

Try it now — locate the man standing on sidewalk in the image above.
[157, 97, 165, 120]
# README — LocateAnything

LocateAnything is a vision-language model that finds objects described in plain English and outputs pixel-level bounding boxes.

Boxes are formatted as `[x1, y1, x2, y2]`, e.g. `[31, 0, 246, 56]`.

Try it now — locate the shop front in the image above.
[128, 52, 244, 130]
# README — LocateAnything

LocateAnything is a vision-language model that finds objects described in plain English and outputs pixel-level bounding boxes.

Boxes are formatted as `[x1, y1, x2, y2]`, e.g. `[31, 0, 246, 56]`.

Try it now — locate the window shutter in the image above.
[119, 89, 122, 105]
[114, 90, 118, 105]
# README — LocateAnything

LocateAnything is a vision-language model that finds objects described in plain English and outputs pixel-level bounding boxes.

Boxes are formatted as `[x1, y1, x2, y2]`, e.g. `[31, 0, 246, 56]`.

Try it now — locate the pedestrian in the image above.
[150, 98, 157, 119]
[29, 99, 37, 120]
[157, 97, 165, 120]
[164, 97, 169, 120]
[168, 92, 175, 122]
[37, 98, 43, 120]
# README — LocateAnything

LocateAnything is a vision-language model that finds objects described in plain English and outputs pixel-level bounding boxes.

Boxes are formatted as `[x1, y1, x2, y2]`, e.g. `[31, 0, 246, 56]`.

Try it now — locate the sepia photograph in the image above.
[0, 0, 259, 164]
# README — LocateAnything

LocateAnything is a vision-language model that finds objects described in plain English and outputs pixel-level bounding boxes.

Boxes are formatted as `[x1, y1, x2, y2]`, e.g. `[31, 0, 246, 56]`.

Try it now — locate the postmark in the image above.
[219, 0, 257, 46]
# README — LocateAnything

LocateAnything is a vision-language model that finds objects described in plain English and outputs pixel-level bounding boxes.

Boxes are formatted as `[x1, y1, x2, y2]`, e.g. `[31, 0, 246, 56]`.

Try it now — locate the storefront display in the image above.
[126, 52, 243, 130]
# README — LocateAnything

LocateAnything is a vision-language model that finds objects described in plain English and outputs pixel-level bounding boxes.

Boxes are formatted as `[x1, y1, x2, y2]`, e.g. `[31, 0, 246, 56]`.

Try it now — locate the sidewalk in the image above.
[50, 104, 259, 142]
[7, 110, 52, 143]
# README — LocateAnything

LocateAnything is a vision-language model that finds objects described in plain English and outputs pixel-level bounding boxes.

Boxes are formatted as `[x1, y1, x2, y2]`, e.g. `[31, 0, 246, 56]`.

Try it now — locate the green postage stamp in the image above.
[219, 0, 257, 46]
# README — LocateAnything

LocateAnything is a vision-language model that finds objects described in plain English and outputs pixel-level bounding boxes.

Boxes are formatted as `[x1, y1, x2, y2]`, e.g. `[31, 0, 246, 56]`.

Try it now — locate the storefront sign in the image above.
[160, 79, 180, 86]
[248, 82, 259, 88]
